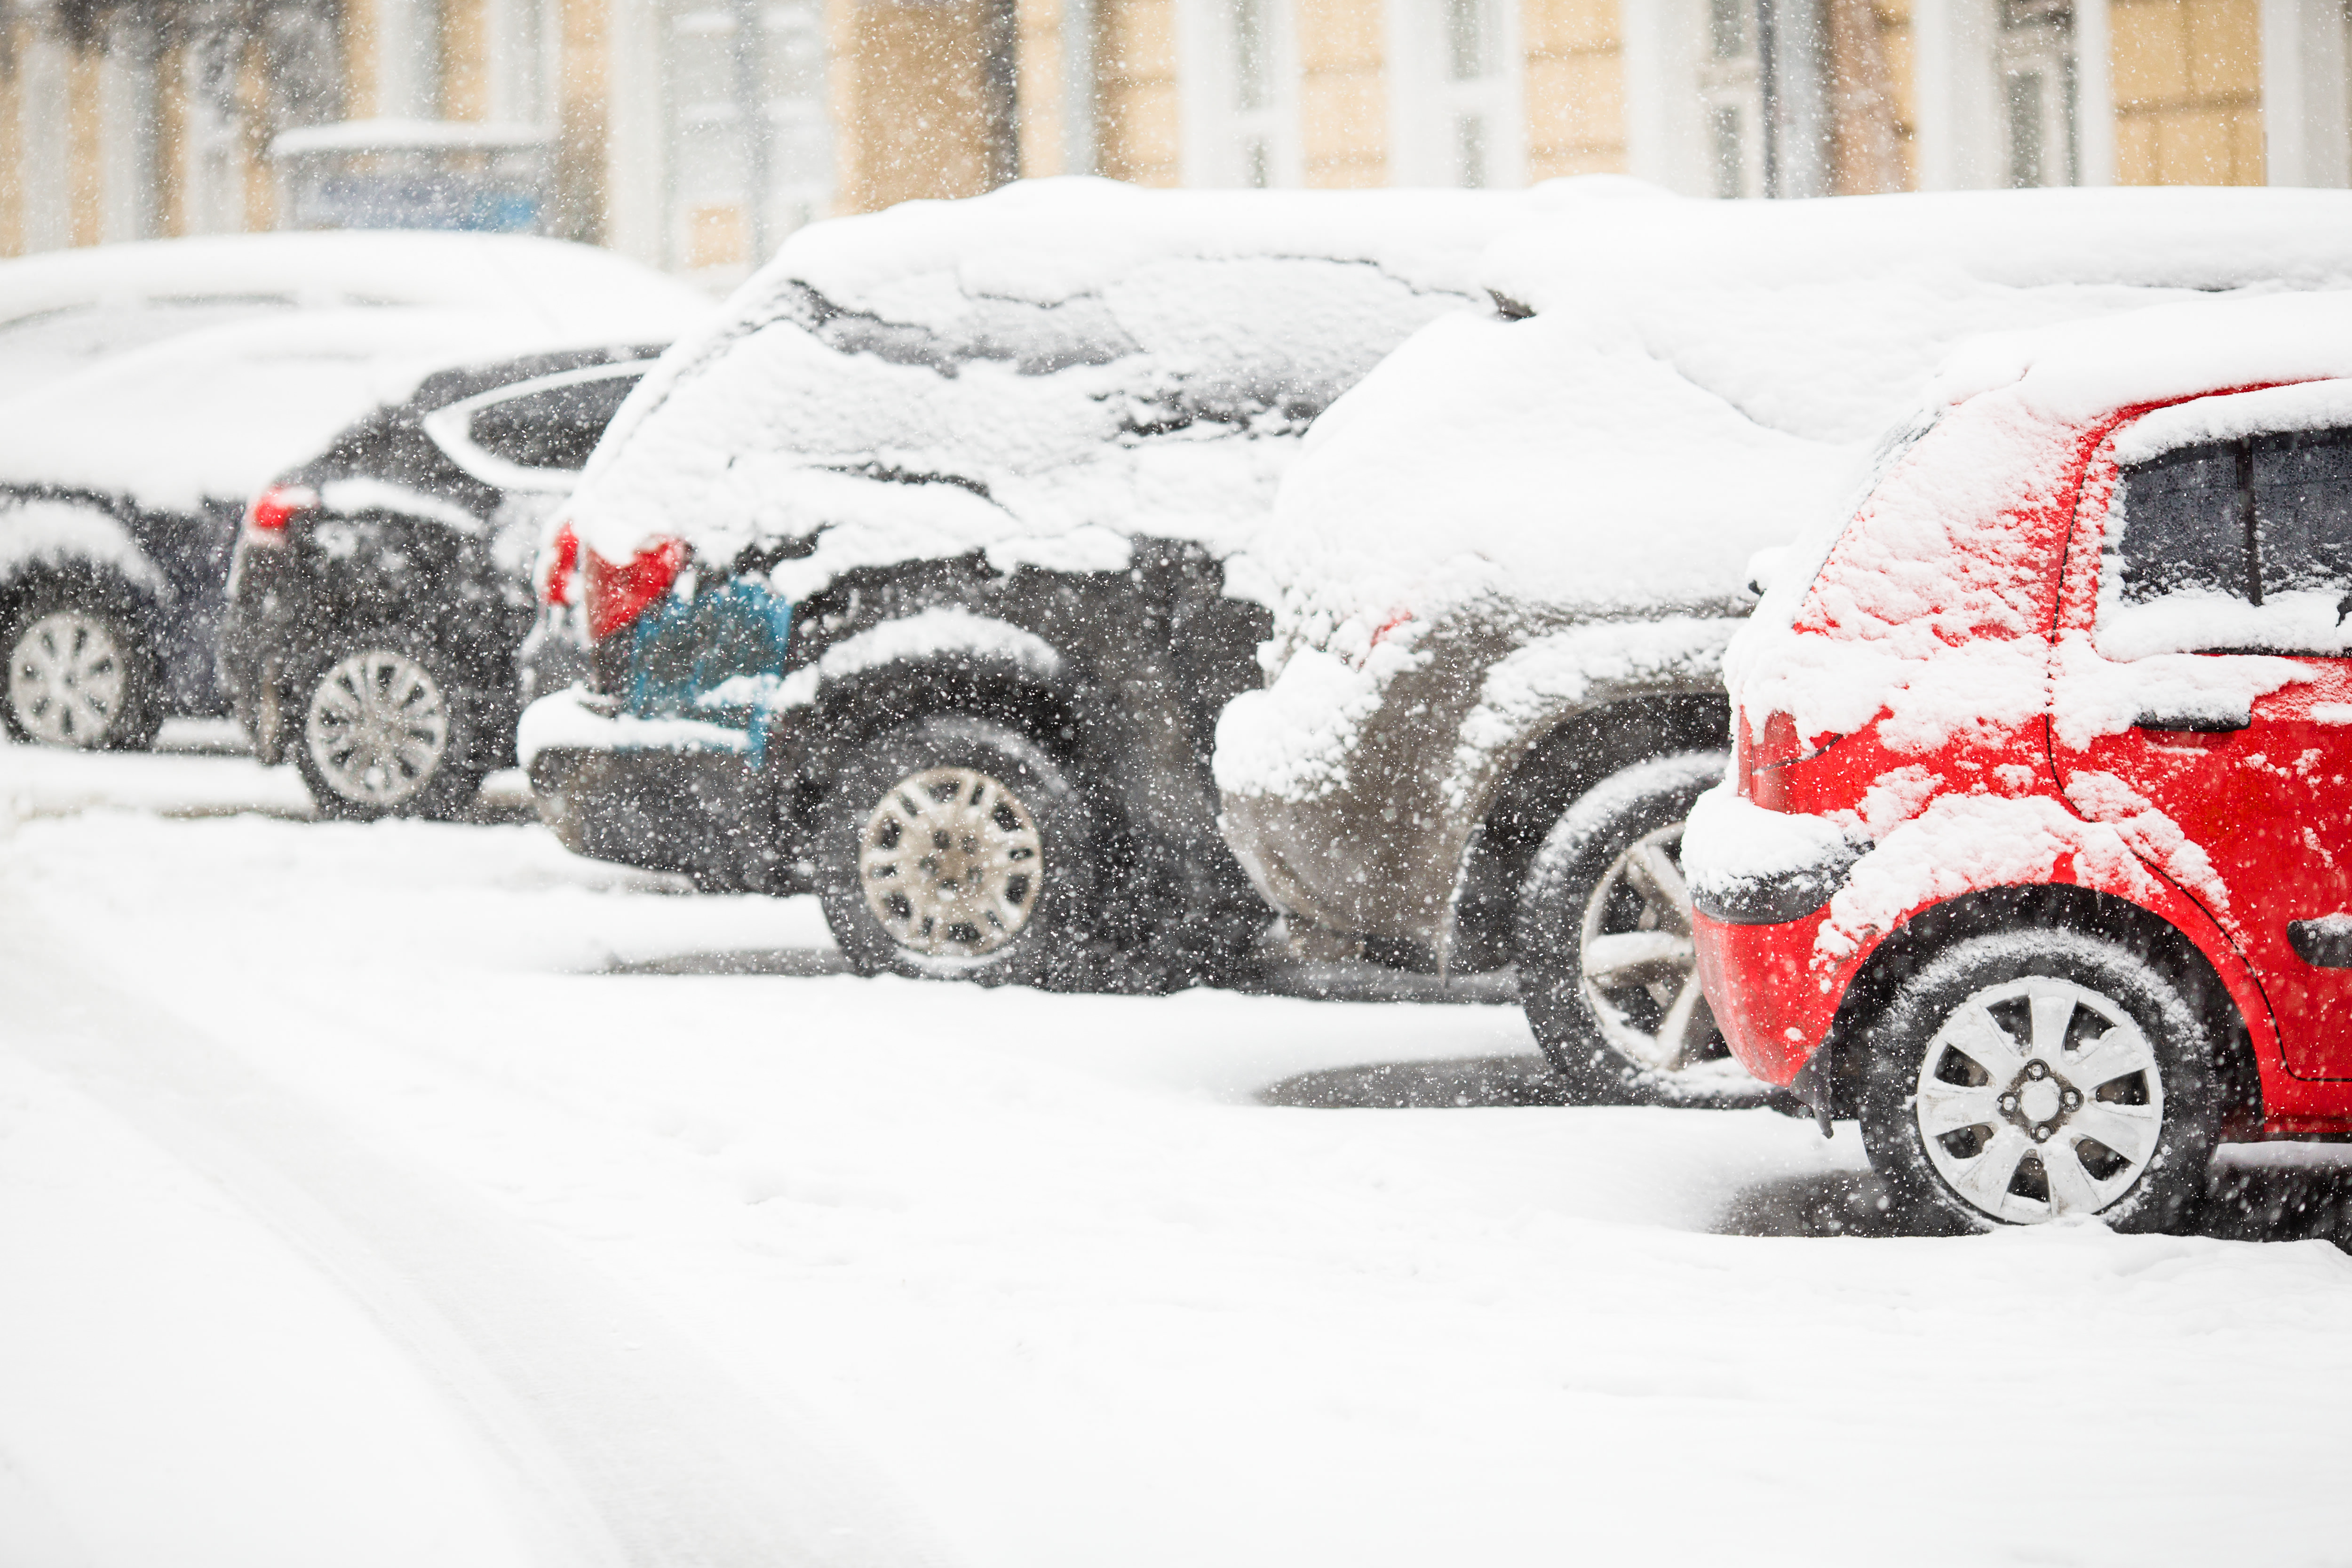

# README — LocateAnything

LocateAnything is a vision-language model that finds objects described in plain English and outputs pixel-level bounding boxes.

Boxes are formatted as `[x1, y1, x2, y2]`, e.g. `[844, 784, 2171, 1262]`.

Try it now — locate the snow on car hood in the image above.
[0, 309, 636, 514]
[1216, 187, 2352, 806]
[562, 178, 1585, 593]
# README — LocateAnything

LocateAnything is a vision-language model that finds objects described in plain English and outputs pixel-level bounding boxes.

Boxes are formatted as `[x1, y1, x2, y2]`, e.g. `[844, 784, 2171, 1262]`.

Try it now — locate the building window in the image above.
[1184, 0, 1298, 186]
[1698, 0, 1763, 196]
[1388, 0, 1519, 187]
[1998, 0, 2077, 187]
[662, 0, 830, 276]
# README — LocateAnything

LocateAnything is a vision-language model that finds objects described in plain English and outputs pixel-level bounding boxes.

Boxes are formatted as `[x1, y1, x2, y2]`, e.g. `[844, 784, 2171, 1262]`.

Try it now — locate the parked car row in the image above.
[0, 230, 708, 777]
[19, 181, 2352, 1240]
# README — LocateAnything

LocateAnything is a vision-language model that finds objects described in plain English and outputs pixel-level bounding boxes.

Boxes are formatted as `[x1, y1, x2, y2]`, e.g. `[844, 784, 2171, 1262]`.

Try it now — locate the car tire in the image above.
[1514, 751, 1732, 1104]
[293, 637, 485, 821]
[815, 715, 1096, 988]
[0, 589, 164, 751]
[1860, 927, 2220, 1234]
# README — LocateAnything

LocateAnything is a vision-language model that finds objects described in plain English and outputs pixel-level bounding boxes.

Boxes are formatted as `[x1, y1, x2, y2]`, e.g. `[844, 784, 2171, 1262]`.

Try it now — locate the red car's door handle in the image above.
[2133, 710, 2251, 733]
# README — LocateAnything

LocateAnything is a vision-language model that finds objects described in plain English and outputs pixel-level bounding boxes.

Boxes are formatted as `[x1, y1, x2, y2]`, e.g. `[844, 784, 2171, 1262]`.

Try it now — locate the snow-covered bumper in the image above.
[518, 686, 800, 893]
[1684, 784, 1862, 1088]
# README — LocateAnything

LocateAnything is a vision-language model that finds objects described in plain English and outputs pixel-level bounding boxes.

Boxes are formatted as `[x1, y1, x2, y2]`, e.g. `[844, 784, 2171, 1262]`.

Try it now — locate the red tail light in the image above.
[541, 521, 581, 607]
[245, 482, 318, 539]
[1740, 711, 1828, 811]
[585, 537, 688, 642]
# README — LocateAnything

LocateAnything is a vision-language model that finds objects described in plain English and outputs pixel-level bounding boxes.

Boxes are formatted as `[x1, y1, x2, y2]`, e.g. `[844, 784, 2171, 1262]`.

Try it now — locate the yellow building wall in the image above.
[1298, 0, 1385, 186]
[343, 0, 382, 118]
[831, 0, 1002, 212]
[1017, 0, 1070, 174]
[553, 0, 609, 240]
[1524, 0, 1627, 178]
[0, 24, 24, 255]
[2112, 0, 2265, 183]
[442, 0, 493, 121]
[1096, 0, 1181, 184]
[68, 46, 102, 245]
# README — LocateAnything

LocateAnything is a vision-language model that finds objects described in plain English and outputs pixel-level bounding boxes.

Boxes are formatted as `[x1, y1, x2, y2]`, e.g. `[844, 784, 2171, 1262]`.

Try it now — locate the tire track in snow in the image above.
[0, 906, 949, 1568]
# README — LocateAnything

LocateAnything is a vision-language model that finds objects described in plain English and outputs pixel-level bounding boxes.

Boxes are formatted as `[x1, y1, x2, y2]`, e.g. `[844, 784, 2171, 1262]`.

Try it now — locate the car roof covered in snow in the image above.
[562, 177, 1567, 592]
[0, 231, 713, 408]
[1248, 186, 2352, 641]
[0, 230, 709, 333]
[0, 308, 680, 514]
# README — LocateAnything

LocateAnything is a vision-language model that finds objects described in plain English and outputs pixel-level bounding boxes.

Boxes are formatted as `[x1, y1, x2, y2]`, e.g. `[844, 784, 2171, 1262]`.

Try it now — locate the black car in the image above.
[222, 345, 663, 819]
[520, 184, 1536, 988]
[0, 232, 706, 752]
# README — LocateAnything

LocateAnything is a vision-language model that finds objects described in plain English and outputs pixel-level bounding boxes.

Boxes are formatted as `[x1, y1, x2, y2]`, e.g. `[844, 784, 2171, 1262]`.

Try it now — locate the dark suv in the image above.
[522, 180, 1540, 987]
[222, 346, 663, 818]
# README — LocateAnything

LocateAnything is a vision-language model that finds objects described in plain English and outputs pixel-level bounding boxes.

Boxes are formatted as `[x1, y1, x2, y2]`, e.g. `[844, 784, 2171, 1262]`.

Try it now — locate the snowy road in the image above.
[8, 729, 2352, 1566]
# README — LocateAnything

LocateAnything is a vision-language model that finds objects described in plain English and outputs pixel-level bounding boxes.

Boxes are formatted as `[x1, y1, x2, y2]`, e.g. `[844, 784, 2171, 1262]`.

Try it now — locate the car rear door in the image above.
[2050, 415, 2352, 1080]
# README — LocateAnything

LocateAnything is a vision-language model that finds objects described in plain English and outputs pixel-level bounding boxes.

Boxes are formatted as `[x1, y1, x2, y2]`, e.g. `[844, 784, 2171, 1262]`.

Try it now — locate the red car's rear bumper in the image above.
[1695, 906, 1844, 1088]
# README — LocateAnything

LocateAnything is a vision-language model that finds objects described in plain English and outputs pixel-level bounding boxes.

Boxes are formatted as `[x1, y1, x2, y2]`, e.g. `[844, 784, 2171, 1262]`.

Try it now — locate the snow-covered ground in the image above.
[6, 731, 2352, 1567]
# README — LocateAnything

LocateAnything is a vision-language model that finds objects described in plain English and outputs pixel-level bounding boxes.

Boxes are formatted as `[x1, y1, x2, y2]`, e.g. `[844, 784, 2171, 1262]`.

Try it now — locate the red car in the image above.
[1686, 292, 2352, 1232]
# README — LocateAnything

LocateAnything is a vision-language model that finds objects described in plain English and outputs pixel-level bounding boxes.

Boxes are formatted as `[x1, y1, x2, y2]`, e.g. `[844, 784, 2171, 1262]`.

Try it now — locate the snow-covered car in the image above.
[220, 344, 667, 820]
[0, 232, 708, 751]
[1688, 290, 2352, 1232]
[520, 178, 1550, 987]
[1214, 186, 2352, 1102]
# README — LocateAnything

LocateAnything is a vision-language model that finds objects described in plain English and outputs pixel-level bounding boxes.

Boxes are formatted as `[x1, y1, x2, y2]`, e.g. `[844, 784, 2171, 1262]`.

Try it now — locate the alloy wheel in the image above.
[858, 765, 1044, 961]
[1577, 822, 1719, 1075]
[7, 610, 128, 748]
[304, 649, 452, 809]
[1914, 975, 2165, 1225]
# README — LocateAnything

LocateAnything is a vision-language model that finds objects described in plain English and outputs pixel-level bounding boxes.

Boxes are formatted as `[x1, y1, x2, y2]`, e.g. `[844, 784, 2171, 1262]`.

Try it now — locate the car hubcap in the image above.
[1915, 975, 2165, 1225]
[305, 650, 451, 808]
[858, 765, 1043, 961]
[8, 611, 127, 748]
[1577, 822, 1719, 1075]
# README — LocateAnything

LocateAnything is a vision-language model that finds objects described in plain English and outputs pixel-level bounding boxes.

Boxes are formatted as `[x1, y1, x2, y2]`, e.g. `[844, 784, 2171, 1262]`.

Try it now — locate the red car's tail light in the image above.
[244, 482, 318, 541]
[541, 521, 581, 608]
[1740, 711, 1819, 808]
[586, 537, 688, 642]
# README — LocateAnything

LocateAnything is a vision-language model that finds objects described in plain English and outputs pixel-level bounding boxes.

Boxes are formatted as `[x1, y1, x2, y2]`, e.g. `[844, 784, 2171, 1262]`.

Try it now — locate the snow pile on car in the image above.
[0, 310, 607, 514]
[561, 178, 1567, 597]
[1217, 187, 2352, 806]
[0, 233, 710, 513]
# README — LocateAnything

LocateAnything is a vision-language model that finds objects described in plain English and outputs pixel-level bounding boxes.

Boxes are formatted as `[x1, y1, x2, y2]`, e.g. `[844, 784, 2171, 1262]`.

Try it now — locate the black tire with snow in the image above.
[292, 632, 485, 821]
[1514, 751, 1731, 1104]
[0, 584, 165, 751]
[815, 715, 1097, 988]
[1861, 927, 2220, 1234]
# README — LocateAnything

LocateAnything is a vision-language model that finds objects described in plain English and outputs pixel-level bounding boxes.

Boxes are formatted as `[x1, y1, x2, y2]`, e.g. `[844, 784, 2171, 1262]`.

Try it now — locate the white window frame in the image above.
[1996, 0, 2078, 186]
[421, 361, 652, 494]
[1180, 0, 1302, 187]
[1386, 0, 1525, 186]
[1696, 0, 1765, 196]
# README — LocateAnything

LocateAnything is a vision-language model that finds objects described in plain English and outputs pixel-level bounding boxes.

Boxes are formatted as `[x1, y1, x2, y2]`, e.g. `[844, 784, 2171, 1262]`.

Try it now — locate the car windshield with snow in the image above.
[521, 179, 1552, 987]
[0, 232, 709, 753]
[1213, 186, 2352, 1105]
[1688, 289, 2352, 1231]
[220, 345, 670, 820]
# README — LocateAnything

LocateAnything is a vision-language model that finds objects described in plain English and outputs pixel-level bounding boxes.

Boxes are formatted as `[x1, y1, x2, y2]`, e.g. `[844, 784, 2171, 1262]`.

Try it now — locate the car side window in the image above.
[2103, 425, 2352, 658]
[2112, 439, 2248, 608]
[467, 374, 639, 474]
[2252, 428, 2352, 601]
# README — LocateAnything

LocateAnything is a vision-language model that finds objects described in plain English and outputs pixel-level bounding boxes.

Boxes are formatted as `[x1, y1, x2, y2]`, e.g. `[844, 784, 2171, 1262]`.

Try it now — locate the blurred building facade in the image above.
[0, 0, 2340, 273]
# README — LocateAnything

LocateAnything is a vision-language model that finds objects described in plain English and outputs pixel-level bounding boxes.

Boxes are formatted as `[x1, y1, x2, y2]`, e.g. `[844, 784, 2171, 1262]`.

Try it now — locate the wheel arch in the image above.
[777, 651, 1088, 820]
[1448, 691, 1732, 972]
[0, 495, 171, 611]
[1809, 882, 2266, 1138]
